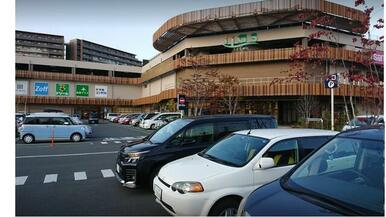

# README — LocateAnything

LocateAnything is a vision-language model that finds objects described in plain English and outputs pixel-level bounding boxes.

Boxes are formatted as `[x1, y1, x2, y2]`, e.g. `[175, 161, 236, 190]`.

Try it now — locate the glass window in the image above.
[214, 121, 250, 141]
[263, 139, 299, 167]
[298, 136, 332, 159]
[38, 117, 51, 125]
[23, 117, 38, 125]
[149, 119, 192, 144]
[255, 118, 276, 128]
[201, 134, 269, 167]
[289, 137, 384, 215]
[51, 117, 66, 125]
[184, 123, 214, 145]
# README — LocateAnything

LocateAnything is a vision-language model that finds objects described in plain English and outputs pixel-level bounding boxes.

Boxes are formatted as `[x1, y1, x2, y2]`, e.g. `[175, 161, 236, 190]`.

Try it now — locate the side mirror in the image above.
[255, 157, 275, 170]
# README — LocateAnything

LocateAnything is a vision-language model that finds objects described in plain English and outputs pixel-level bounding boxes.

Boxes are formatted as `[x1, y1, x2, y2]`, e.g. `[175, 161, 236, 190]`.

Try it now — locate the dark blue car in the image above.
[239, 126, 384, 216]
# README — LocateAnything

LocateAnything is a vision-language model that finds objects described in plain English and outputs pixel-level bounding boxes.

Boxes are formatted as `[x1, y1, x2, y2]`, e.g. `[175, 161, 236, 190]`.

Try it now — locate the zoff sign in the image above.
[34, 82, 49, 96]
[95, 85, 108, 98]
[16, 81, 28, 95]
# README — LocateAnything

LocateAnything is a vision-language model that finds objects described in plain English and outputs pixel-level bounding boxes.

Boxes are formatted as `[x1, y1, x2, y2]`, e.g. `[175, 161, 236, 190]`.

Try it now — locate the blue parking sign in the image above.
[35, 82, 49, 95]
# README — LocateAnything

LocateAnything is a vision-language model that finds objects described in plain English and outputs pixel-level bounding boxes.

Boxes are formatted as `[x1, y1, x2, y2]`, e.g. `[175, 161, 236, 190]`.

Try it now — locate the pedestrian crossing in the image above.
[16, 169, 116, 186]
[98, 136, 146, 145]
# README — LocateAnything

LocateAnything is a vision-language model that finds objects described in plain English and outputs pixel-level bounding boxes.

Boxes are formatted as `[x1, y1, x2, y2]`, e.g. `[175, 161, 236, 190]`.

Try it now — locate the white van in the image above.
[19, 113, 89, 143]
[141, 112, 182, 129]
[106, 113, 119, 121]
[153, 129, 337, 216]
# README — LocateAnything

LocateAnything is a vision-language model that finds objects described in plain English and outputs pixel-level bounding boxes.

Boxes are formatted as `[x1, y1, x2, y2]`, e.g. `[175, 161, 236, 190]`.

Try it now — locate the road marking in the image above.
[101, 169, 114, 178]
[16, 176, 28, 185]
[114, 141, 122, 144]
[44, 174, 58, 183]
[16, 151, 118, 159]
[101, 141, 108, 145]
[74, 172, 87, 181]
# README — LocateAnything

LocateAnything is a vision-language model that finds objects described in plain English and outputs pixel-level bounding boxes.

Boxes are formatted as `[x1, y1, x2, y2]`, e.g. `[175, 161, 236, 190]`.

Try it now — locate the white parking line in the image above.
[114, 141, 122, 144]
[16, 176, 28, 185]
[16, 151, 118, 159]
[44, 174, 58, 183]
[101, 169, 114, 178]
[74, 172, 87, 181]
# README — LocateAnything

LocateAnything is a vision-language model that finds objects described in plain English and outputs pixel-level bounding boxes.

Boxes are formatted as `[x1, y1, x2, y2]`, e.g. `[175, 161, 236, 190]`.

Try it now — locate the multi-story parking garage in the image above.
[16, 0, 383, 124]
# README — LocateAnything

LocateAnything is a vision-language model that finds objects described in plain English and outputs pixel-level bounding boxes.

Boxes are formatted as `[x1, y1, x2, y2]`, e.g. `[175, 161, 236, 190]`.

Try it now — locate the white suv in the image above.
[142, 112, 181, 130]
[153, 129, 337, 216]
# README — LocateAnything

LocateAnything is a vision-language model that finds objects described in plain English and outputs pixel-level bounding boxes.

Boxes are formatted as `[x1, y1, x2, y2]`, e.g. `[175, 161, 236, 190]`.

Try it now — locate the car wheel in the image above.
[150, 124, 155, 130]
[22, 134, 34, 144]
[209, 198, 240, 216]
[71, 133, 82, 142]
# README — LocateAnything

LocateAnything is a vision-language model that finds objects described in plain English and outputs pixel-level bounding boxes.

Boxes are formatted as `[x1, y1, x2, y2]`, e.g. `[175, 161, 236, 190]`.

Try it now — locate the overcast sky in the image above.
[16, 0, 384, 61]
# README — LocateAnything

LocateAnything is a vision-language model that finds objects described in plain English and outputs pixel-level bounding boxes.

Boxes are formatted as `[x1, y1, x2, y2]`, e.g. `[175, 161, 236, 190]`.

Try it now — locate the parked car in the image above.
[70, 117, 92, 136]
[141, 112, 182, 130]
[106, 113, 119, 120]
[342, 115, 376, 131]
[372, 115, 384, 125]
[238, 126, 384, 216]
[19, 113, 89, 143]
[154, 129, 337, 216]
[88, 112, 99, 124]
[113, 114, 126, 123]
[129, 113, 146, 126]
[154, 115, 181, 129]
[138, 112, 159, 128]
[115, 115, 277, 189]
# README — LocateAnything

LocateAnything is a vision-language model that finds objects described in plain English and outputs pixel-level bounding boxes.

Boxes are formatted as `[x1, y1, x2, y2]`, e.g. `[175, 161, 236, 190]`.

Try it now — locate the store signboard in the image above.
[16, 80, 28, 95]
[34, 82, 49, 96]
[373, 50, 384, 65]
[76, 84, 89, 97]
[56, 83, 70, 96]
[223, 33, 258, 48]
[95, 85, 108, 98]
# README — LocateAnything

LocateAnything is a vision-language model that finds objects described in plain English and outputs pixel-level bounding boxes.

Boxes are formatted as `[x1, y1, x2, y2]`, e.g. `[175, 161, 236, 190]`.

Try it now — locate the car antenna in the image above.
[247, 125, 252, 135]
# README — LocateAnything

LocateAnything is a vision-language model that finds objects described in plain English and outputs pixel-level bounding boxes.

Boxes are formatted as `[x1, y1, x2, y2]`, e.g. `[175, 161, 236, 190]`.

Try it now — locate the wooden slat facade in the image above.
[16, 82, 381, 106]
[142, 47, 371, 82]
[16, 96, 133, 106]
[153, 0, 367, 50]
[16, 70, 140, 85]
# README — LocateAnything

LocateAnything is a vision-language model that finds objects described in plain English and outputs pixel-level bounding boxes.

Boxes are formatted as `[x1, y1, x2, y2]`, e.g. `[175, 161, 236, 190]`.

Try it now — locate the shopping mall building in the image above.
[16, 0, 383, 124]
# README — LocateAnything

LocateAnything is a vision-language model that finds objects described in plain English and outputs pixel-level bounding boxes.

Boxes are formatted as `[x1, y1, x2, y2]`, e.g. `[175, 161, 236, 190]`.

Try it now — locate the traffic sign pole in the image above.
[331, 88, 334, 131]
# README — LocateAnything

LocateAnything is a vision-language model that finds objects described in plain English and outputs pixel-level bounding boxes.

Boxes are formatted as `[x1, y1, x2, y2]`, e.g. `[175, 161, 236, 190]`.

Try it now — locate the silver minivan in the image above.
[19, 113, 88, 143]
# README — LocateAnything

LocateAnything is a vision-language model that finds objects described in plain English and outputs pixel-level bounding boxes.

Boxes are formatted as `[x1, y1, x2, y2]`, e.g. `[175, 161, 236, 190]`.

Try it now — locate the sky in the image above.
[16, 0, 384, 61]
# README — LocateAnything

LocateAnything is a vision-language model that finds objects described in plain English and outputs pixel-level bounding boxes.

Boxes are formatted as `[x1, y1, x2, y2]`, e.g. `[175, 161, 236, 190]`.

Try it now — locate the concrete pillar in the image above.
[28, 63, 33, 71]
[302, 38, 308, 48]
[108, 70, 113, 77]
[72, 67, 76, 75]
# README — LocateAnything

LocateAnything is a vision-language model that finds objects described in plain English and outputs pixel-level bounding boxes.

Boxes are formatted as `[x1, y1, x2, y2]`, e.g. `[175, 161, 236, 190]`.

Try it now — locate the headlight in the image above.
[125, 150, 150, 163]
[171, 181, 204, 194]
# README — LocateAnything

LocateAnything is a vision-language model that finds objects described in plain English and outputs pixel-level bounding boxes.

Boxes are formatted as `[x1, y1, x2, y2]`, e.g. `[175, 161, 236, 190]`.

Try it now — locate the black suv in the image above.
[115, 115, 277, 188]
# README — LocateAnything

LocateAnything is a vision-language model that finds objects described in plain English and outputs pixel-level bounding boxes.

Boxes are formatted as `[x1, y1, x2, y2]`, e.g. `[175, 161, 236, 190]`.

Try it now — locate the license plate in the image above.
[116, 164, 121, 173]
[154, 184, 162, 200]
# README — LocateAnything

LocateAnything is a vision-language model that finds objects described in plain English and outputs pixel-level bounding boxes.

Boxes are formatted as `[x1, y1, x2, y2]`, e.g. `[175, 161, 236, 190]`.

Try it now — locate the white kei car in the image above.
[153, 128, 337, 216]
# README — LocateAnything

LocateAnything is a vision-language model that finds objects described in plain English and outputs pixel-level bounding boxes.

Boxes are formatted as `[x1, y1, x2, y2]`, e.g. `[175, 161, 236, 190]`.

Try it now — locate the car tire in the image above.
[22, 134, 34, 144]
[150, 124, 155, 130]
[209, 198, 240, 216]
[71, 133, 82, 142]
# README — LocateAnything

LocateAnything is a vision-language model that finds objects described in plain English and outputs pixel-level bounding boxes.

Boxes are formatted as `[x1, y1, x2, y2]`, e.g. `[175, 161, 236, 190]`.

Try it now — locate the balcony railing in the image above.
[16, 96, 133, 106]
[142, 47, 372, 82]
[16, 70, 140, 85]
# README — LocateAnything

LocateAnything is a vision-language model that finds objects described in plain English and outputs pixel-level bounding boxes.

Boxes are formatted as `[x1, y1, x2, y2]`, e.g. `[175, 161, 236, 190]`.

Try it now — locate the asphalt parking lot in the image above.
[16, 121, 166, 216]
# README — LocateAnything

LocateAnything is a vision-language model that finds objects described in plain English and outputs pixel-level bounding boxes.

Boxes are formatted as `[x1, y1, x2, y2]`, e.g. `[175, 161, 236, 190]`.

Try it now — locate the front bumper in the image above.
[114, 171, 136, 188]
[153, 176, 209, 216]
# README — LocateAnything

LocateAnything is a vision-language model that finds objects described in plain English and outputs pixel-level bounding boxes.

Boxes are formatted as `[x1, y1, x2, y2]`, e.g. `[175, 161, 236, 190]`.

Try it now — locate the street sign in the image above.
[324, 74, 339, 89]
[76, 84, 89, 97]
[177, 94, 186, 110]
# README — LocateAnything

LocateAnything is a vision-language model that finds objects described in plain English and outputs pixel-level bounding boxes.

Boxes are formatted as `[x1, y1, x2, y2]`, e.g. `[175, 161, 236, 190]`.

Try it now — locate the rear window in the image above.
[255, 118, 277, 128]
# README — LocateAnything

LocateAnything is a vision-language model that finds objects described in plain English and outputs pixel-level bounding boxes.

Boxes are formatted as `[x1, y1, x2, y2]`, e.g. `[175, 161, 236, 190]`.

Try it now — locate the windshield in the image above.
[287, 137, 384, 215]
[200, 134, 269, 167]
[149, 119, 192, 144]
